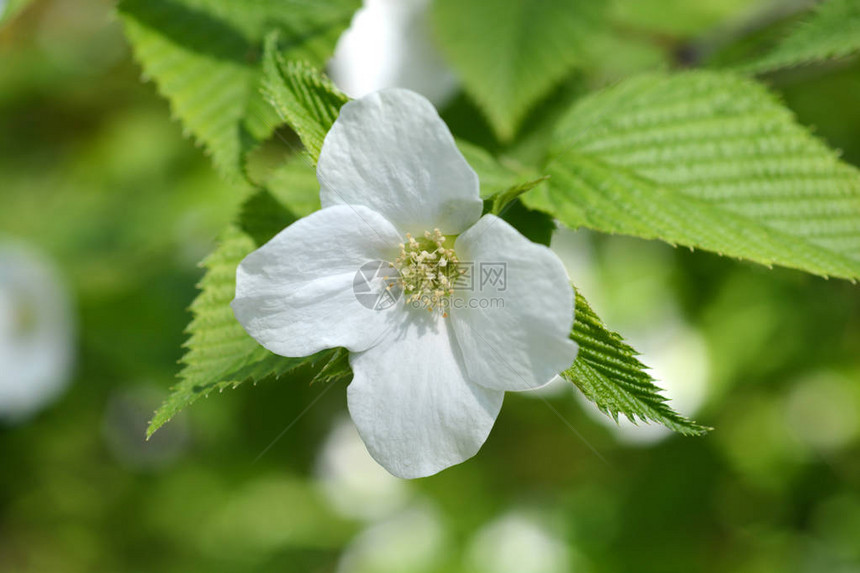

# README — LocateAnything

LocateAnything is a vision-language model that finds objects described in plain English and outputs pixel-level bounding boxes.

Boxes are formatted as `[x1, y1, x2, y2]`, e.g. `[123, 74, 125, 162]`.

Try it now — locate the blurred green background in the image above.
[1, 0, 859, 572]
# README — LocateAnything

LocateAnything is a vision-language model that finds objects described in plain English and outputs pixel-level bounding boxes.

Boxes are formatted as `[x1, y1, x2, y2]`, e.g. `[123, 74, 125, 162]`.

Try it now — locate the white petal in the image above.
[317, 89, 481, 235]
[451, 215, 578, 392]
[232, 205, 404, 357]
[347, 312, 503, 478]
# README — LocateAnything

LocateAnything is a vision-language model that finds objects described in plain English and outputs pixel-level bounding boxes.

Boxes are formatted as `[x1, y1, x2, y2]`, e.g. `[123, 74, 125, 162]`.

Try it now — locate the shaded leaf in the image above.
[498, 199, 556, 247]
[263, 156, 324, 218]
[432, 0, 606, 140]
[739, 0, 860, 74]
[239, 188, 297, 246]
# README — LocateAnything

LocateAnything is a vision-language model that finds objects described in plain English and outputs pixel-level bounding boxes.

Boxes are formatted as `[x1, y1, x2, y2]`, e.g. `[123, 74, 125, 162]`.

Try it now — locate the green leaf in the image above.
[523, 71, 860, 282]
[455, 139, 543, 200]
[611, 0, 754, 38]
[498, 199, 556, 247]
[148, 226, 291, 436]
[738, 0, 860, 74]
[491, 176, 550, 215]
[148, 182, 355, 436]
[310, 347, 352, 385]
[262, 45, 349, 164]
[118, 0, 358, 180]
[263, 156, 324, 218]
[432, 0, 606, 141]
[238, 188, 297, 246]
[567, 290, 709, 436]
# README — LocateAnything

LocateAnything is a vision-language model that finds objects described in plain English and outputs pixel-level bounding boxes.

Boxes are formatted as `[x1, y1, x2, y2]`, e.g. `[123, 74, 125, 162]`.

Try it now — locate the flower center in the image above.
[395, 228, 463, 315]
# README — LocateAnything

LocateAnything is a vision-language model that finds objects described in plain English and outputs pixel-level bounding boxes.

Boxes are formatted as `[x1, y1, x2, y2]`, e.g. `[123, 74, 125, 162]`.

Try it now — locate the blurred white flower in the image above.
[785, 371, 860, 453]
[316, 416, 411, 521]
[233, 89, 577, 478]
[337, 502, 447, 573]
[0, 242, 75, 422]
[329, 0, 458, 107]
[466, 510, 571, 573]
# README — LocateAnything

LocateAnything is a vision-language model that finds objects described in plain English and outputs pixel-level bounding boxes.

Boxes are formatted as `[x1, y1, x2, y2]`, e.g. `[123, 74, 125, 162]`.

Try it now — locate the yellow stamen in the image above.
[395, 228, 460, 316]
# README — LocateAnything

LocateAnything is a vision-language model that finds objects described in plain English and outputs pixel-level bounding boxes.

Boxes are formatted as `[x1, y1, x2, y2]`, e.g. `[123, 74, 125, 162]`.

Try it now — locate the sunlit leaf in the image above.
[261, 46, 349, 165]
[567, 290, 709, 435]
[524, 71, 860, 281]
[118, 0, 358, 180]
[147, 192, 348, 437]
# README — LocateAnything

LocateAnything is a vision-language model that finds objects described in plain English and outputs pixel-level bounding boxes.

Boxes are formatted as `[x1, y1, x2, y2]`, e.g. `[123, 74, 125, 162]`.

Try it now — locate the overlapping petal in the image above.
[232, 205, 403, 357]
[317, 89, 481, 236]
[347, 311, 504, 478]
[451, 215, 578, 392]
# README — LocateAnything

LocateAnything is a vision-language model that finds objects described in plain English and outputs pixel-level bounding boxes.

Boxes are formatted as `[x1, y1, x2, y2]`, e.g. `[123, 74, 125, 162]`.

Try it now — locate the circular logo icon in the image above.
[353, 260, 402, 310]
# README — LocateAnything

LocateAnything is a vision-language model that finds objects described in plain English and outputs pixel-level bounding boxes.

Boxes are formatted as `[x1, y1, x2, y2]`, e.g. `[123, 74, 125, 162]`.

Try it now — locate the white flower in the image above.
[466, 510, 571, 573]
[316, 416, 411, 520]
[328, 0, 458, 107]
[0, 242, 75, 422]
[336, 502, 446, 573]
[232, 89, 578, 478]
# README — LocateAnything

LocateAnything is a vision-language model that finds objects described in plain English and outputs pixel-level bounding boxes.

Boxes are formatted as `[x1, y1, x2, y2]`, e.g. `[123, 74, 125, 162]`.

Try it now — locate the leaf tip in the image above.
[145, 422, 160, 440]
